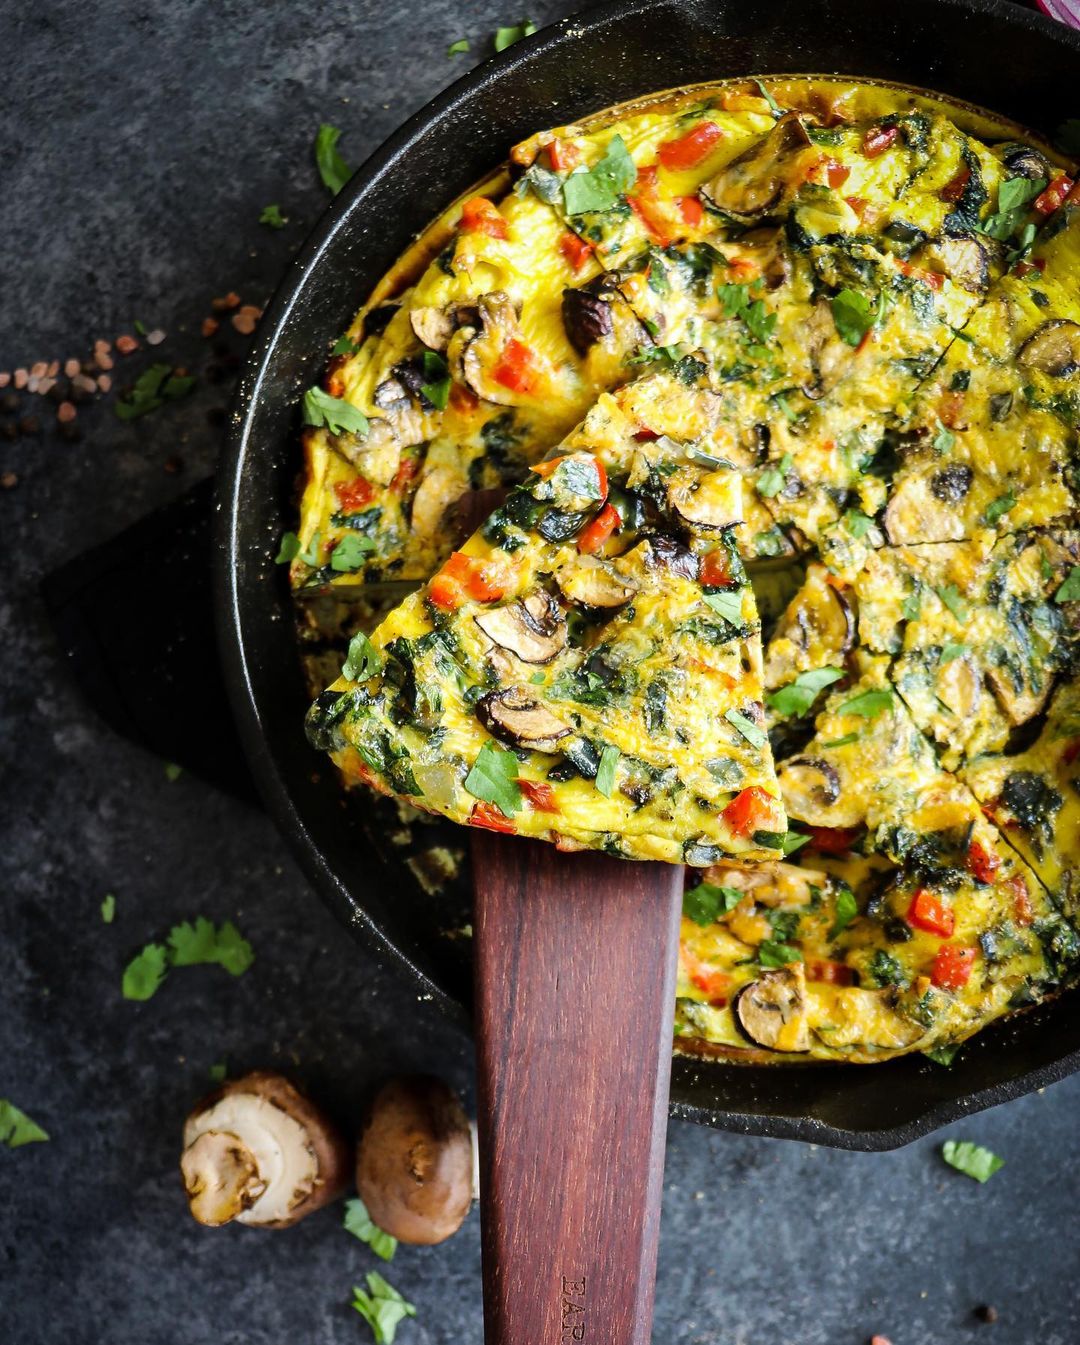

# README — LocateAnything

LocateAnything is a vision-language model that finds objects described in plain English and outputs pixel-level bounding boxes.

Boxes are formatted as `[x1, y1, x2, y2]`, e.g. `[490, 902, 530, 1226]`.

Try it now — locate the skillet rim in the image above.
[215, 0, 1080, 1150]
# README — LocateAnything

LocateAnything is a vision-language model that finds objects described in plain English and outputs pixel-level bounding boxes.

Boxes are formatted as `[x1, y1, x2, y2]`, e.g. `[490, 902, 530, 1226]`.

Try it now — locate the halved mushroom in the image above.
[1000, 142, 1052, 181]
[702, 860, 828, 908]
[562, 284, 615, 356]
[764, 564, 855, 689]
[556, 557, 638, 610]
[474, 590, 567, 664]
[356, 1076, 473, 1246]
[734, 964, 810, 1052]
[920, 232, 994, 294]
[884, 471, 968, 544]
[180, 1071, 350, 1229]
[460, 293, 531, 405]
[476, 686, 572, 750]
[1018, 320, 1080, 379]
[667, 467, 743, 532]
[778, 755, 861, 827]
[410, 305, 457, 353]
[701, 114, 815, 222]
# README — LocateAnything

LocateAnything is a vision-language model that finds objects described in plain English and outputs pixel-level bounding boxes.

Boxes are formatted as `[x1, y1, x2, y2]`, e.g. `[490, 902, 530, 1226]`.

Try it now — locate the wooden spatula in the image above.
[472, 835, 683, 1345]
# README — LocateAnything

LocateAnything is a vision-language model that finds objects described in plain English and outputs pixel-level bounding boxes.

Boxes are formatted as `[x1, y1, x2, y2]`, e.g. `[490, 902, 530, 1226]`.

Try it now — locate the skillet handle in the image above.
[472, 835, 682, 1345]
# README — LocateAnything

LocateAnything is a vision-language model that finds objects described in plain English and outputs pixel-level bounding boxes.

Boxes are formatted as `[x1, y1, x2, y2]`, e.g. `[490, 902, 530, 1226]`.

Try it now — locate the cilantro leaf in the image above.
[758, 940, 803, 967]
[942, 1139, 1004, 1183]
[717, 282, 750, 317]
[164, 762, 183, 782]
[984, 490, 1016, 526]
[122, 943, 169, 1001]
[933, 421, 956, 454]
[936, 584, 969, 622]
[1055, 566, 1080, 603]
[980, 175, 1045, 241]
[209, 1062, 227, 1082]
[275, 531, 302, 564]
[259, 203, 287, 229]
[683, 881, 742, 926]
[331, 532, 375, 572]
[843, 508, 874, 539]
[315, 123, 351, 194]
[757, 452, 793, 499]
[838, 688, 894, 720]
[465, 741, 523, 816]
[742, 298, 776, 344]
[702, 590, 744, 625]
[494, 19, 537, 50]
[821, 732, 860, 748]
[447, 38, 470, 56]
[343, 631, 383, 682]
[562, 135, 637, 215]
[724, 708, 768, 749]
[351, 1271, 417, 1344]
[333, 334, 362, 357]
[0, 1099, 49, 1148]
[302, 386, 369, 437]
[831, 288, 879, 347]
[940, 642, 968, 664]
[169, 918, 254, 976]
[115, 363, 194, 420]
[766, 667, 844, 719]
[595, 745, 620, 798]
[344, 1197, 398, 1262]
[101, 893, 116, 924]
[829, 885, 858, 940]
[901, 588, 922, 621]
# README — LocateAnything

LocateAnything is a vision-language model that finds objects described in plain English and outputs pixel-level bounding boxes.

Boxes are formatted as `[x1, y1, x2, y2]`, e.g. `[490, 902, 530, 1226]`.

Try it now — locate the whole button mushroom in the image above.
[180, 1071, 350, 1228]
[356, 1076, 474, 1245]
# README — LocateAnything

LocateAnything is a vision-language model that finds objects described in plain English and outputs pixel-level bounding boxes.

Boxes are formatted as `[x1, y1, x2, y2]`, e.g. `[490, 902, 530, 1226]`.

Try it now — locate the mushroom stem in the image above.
[181, 1130, 266, 1227]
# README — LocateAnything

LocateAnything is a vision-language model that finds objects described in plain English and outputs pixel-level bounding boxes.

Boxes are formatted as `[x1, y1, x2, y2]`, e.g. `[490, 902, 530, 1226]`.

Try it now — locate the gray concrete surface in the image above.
[2, 2, 1078, 1342]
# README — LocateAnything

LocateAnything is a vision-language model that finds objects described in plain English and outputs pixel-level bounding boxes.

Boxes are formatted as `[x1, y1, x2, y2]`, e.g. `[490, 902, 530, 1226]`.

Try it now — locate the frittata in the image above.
[292, 77, 1080, 1065]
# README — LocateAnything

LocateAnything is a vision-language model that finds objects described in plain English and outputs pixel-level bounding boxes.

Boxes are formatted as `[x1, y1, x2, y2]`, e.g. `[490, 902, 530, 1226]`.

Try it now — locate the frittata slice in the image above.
[306, 437, 788, 864]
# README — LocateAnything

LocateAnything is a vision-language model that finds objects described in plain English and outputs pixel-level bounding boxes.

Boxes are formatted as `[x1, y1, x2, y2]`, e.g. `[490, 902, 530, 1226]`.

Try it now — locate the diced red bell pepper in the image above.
[627, 171, 673, 246]
[807, 825, 863, 855]
[682, 948, 731, 1004]
[469, 801, 516, 834]
[559, 230, 594, 272]
[334, 476, 376, 512]
[862, 124, 900, 158]
[804, 958, 855, 986]
[429, 551, 511, 610]
[547, 139, 581, 172]
[1034, 174, 1075, 216]
[678, 195, 705, 227]
[966, 839, 1001, 885]
[1008, 874, 1034, 927]
[492, 338, 539, 394]
[721, 785, 779, 838]
[390, 456, 420, 493]
[1063, 738, 1080, 765]
[939, 166, 971, 203]
[898, 260, 944, 290]
[908, 888, 956, 938]
[657, 121, 724, 171]
[518, 779, 559, 812]
[449, 382, 479, 414]
[459, 196, 509, 239]
[810, 156, 850, 188]
[577, 502, 621, 555]
[699, 549, 734, 587]
[931, 944, 976, 991]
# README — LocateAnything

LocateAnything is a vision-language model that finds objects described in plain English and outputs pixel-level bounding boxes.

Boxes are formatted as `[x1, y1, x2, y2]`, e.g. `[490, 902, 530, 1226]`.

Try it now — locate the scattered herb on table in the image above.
[494, 19, 537, 51]
[942, 1139, 1004, 1183]
[315, 123, 351, 194]
[344, 1197, 398, 1262]
[447, 38, 470, 56]
[351, 1271, 417, 1344]
[0, 1099, 49, 1148]
[122, 918, 254, 1001]
[115, 363, 194, 420]
[100, 893, 116, 924]
[259, 203, 287, 229]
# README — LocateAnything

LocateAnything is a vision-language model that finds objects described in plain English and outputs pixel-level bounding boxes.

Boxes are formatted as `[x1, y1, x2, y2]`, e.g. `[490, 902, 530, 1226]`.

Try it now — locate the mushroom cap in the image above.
[356, 1075, 473, 1246]
[181, 1071, 350, 1229]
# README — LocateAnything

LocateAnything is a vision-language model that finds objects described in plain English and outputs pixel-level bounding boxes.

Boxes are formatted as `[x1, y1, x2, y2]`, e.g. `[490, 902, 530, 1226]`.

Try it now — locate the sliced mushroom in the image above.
[556, 557, 638, 609]
[410, 305, 457, 353]
[1018, 320, 1080, 378]
[1000, 142, 1052, 181]
[373, 376, 412, 412]
[920, 232, 994, 294]
[668, 468, 743, 532]
[180, 1072, 350, 1229]
[562, 285, 614, 356]
[734, 964, 810, 1052]
[764, 564, 855, 688]
[884, 472, 968, 544]
[936, 648, 983, 722]
[460, 293, 530, 406]
[702, 860, 828, 908]
[701, 114, 814, 222]
[356, 1076, 473, 1246]
[638, 534, 699, 581]
[474, 590, 567, 664]
[986, 663, 1054, 727]
[475, 686, 572, 750]
[779, 756, 842, 812]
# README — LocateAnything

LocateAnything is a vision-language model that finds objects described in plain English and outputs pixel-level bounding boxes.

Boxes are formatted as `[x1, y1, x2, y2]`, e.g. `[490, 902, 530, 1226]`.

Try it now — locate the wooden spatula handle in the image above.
[473, 836, 683, 1345]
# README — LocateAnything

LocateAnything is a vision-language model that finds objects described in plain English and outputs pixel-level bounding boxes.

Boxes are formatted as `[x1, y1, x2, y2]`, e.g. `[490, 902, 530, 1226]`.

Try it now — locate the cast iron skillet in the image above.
[216, 0, 1080, 1151]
